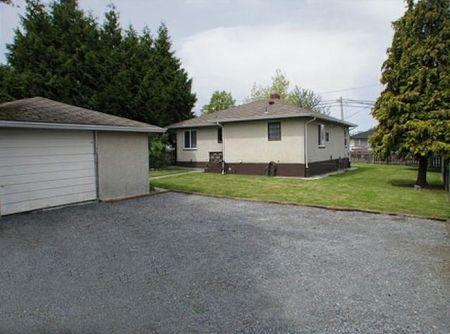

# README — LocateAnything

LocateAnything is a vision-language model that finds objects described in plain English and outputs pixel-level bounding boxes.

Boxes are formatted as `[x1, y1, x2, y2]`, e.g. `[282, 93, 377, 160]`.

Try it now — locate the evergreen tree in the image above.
[202, 90, 235, 114]
[136, 24, 196, 126]
[370, 0, 450, 187]
[2, 0, 196, 127]
[7, 0, 101, 107]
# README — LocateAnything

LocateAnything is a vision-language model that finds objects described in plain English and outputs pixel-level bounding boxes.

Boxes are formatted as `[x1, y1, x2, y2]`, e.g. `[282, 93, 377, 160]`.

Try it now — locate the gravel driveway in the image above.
[0, 192, 448, 333]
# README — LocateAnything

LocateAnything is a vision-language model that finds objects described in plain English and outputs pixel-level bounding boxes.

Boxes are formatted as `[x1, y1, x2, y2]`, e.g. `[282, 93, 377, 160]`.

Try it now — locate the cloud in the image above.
[178, 0, 406, 129]
[180, 24, 382, 105]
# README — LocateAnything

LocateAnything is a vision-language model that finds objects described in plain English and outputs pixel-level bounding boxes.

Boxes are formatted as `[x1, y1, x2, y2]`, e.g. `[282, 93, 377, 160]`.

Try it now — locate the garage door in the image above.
[0, 129, 97, 215]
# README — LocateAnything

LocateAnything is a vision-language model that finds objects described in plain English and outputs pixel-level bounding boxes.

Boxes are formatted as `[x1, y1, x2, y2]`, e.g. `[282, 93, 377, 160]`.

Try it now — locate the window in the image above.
[268, 122, 281, 141]
[325, 132, 330, 142]
[318, 124, 325, 146]
[344, 129, 348, 146]
[217, 127, 223, 143]
[184, 130, 197, 149]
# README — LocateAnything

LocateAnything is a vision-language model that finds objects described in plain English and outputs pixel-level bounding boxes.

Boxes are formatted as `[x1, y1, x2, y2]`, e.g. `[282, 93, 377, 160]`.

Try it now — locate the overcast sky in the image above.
[0, 0, 406, 131]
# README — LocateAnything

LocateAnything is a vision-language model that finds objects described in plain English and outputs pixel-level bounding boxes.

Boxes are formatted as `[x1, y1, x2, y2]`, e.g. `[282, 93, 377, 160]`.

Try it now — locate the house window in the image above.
[344, 129, 347, 146]
[318, 124, 325, 146]
[217, 127, 223, 143]
[268, 122, 281, 141]
[325, 132, 330, 142]
[184, 130, 197, 149]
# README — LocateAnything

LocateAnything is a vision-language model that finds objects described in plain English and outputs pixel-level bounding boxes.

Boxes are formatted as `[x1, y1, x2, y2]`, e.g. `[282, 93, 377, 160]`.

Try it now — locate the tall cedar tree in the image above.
[7, 0, 101, 107]
[1, 0, 196, 126]
[136, 24, 196, 126]
[370, 0, 450, 187]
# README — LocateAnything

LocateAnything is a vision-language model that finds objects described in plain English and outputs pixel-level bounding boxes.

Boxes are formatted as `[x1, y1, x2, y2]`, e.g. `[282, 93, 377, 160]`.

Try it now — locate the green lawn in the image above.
[152, 163, 449, 220]
[149, 167, 195, 177]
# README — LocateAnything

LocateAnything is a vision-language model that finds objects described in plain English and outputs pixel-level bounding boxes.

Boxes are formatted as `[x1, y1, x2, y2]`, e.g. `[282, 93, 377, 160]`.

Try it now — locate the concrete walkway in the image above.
[150, 169, 204, 180]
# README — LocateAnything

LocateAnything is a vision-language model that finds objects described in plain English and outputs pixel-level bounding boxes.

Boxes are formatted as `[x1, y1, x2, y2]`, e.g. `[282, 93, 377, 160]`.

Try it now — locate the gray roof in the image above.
[0, 97, 165, 133]
[168, 100, 356, 129]
[351, 128, 375, 139]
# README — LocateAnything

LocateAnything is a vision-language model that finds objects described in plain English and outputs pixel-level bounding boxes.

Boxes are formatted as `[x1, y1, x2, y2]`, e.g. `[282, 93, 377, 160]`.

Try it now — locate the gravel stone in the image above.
[0, 192, 448, 333]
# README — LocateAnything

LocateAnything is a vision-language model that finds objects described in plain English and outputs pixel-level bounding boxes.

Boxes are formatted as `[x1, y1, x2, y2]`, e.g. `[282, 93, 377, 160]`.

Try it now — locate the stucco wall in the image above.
[176, 127, 223, 163]
[224, 119, 305, 163]
[96, 131, 149, 200]
[306, 121, 349, 163]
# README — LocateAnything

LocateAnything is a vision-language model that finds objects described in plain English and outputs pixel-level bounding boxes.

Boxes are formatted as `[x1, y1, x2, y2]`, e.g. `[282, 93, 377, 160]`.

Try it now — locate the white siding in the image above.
[0, 129, 97, 215]
[176, 127, 223, 163]
[307, 121, 349, 163]
[224, 119, 305, 163]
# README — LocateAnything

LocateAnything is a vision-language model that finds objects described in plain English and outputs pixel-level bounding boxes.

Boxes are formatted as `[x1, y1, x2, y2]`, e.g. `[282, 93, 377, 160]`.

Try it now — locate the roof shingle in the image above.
[0, 97, 165, 132]
[168, 100, 356, 128]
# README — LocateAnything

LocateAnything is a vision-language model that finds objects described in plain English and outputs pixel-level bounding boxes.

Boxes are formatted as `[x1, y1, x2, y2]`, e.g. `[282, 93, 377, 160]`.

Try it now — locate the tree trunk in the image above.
[415, 156, 428, 187]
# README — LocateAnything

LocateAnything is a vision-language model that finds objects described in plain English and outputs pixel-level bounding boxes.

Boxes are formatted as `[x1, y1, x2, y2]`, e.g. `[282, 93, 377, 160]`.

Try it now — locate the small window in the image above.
[268, 122, 281, 141]
[325, 132, 329, 142]
[184, 130, 197, 149]
[217, 127, 223, 143]
[318, 124, 325, 146]
[344, 129, 347, 146]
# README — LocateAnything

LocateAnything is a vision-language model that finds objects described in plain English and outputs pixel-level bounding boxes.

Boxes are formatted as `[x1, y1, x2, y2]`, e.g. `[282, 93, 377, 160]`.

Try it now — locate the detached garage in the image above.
[0, 97, 165, 216]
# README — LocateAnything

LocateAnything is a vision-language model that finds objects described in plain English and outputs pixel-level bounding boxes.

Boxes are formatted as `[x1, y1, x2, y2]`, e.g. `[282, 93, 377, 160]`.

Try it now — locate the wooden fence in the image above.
[350, 153, 442, 170]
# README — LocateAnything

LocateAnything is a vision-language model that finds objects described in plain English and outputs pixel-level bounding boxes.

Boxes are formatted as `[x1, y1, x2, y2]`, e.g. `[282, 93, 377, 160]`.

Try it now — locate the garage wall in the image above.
[96, 131, 149, 200]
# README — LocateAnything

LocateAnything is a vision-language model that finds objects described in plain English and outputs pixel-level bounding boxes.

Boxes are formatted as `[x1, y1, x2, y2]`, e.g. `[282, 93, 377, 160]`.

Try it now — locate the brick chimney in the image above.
[269, 93, 280, 104]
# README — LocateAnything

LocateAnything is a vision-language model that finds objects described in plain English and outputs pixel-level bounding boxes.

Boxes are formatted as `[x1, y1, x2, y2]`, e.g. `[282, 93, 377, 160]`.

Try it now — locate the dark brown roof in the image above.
[0, 97, 165, 133]
[168, 100, 356, 129]
[351, 128, 375, 139]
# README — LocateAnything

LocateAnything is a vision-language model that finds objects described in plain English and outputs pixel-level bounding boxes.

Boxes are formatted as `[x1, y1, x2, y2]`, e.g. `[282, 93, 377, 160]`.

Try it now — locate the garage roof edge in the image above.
[0, 120, 166, 133]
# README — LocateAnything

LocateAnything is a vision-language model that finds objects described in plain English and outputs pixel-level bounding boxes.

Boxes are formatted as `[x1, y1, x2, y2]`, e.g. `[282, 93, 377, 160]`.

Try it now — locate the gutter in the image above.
[304, 117, 317, 176]
[0, 120, 166, 133]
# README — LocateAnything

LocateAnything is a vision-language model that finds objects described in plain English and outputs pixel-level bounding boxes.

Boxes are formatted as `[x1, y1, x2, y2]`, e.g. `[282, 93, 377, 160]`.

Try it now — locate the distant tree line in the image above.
[0, 0, 196, 127]
[248, 69, 330, 115]
[202, 70, 330, 115]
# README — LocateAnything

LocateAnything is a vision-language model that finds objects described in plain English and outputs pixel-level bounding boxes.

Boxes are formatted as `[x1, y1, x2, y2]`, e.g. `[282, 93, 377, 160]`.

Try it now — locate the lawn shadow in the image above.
[389, 179, 444, 190]
[330, 164, 371, 178]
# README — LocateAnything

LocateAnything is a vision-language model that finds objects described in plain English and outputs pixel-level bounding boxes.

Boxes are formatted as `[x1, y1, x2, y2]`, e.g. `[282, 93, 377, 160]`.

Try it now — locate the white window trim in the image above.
[318, 124, 326, 147]
[183, 129, 197, 150]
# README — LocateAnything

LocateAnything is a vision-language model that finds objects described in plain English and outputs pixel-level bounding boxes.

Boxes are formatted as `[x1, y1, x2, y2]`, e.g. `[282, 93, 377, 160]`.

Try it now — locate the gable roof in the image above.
[168, 100, 356, 129]
[0, 97, 165, 133]
[350, 128, 375, 139]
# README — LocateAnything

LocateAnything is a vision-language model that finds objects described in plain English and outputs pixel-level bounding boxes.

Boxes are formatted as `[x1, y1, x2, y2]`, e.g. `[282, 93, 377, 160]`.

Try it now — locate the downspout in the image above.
[216, 122, 225, 174]
[304, 117, 316, 177]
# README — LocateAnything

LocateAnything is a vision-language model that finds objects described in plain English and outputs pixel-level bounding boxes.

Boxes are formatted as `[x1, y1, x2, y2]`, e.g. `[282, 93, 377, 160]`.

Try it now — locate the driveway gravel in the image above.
[0, 192, 448, 333]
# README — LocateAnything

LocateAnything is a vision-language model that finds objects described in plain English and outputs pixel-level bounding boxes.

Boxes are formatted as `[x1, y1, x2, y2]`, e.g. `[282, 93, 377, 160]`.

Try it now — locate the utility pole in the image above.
[337, 96, 344, 120]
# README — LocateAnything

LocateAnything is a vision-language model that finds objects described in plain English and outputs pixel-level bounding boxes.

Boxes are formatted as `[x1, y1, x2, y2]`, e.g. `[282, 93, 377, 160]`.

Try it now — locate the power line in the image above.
[318, 84, 381, 95]
[346, 106, 373, 119]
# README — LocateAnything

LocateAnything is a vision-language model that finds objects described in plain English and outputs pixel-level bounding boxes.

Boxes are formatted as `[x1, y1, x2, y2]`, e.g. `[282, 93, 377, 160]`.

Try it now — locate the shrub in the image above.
[149, 137, 169, 168]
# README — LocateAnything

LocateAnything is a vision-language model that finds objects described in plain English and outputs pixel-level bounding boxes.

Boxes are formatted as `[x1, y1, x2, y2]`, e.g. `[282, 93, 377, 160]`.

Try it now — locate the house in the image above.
[349, 128, 374, 151]
[168, 94, 356, 177]
[0, 97, 165, 216]
[349, 128, 375, 157]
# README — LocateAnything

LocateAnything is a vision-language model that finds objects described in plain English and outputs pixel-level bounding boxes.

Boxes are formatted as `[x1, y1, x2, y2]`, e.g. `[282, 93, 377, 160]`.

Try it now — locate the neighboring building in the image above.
[349, 128, 375, 154]
[0, 97, 165, 216]
[168, 94, 355, 177]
